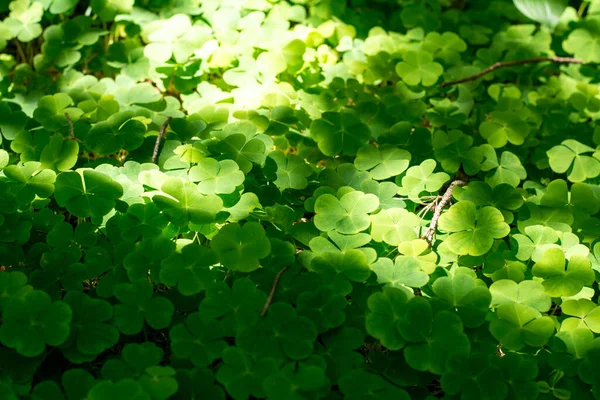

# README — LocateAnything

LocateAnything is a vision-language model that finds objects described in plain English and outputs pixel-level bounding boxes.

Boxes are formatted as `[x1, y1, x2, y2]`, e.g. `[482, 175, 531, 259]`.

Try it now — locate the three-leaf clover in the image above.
[160, 244, 218, 295]
[370, 256, 429, 288]
[0, 290, 71, 357]
[314, 191, 380, 234]
[310, 110, 371, 156]
[489, 303, 554, 351]
[354, 145, 411, 180]
[532, 248, 595, 297]
[189, 158, 245, 195]
[547, 139, 600, 182]
[395, 50, 443, 87]
[438, 201, 510, 256]
[267, 150, 313, 190]
[479, 111, 529, 148]
[113, 280, 175, 335]
[397, 159, 450, 201]
[210, 222, 271, 272]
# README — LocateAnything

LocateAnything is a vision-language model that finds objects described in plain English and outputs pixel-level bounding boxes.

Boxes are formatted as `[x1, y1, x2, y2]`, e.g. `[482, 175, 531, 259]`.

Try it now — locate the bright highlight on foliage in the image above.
[1, 0, 600, 399]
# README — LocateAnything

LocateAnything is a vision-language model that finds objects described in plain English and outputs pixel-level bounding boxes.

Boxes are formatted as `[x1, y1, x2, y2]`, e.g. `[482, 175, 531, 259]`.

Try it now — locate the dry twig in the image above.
[440, 56, 585, 88]
[152, 117, 173, 164]
[261, 265, 288, 317]
[421, 180, 466, 244]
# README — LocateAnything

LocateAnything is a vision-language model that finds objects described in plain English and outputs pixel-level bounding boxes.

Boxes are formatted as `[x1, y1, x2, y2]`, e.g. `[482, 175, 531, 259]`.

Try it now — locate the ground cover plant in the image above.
[1, 0, 600, 398]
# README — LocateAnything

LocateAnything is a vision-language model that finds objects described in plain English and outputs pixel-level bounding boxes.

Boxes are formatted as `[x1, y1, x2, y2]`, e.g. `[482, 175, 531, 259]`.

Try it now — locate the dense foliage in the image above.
[1, 0, 600, 398]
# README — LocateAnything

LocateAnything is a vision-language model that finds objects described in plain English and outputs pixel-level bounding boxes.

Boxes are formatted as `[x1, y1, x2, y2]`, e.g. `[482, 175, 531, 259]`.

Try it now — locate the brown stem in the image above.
[261, 265, 288, 317]
[421, 180, 466, 244]
[151, 117, 173, 164]
[440, 56, 585, 88]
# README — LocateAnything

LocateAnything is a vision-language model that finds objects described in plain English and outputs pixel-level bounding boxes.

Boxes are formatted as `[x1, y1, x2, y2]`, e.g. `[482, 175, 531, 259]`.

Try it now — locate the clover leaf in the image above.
[490, 280, 551, 312]
[532, 248, 595, 297]
[267, 150, 313, 190]
[354, 145, 411, 180]
[152, 177, 223, 227]
[479, 111, 529, 148]
[560, 299, 600, 333]
[85, 113, 147, 155]
[211, 222, 271, 272]
[563, 17, 600, 63]
[310, 110, 371, 156]
[314, 191, 379, 235]
[113, 280, 174, 335]
[33, 93, 83, 132]
[215, 347, 278, 400]
[0, 290, 71, 357]
[366, 286, 410, 350]
[432, 272, 491, 328]
[395, 50, 443, 87]
[369, 208, 419, 246]
[62, 292, 119, 359]
[438, 201, 510, 256]
[397, 159, 450, 201]
[170, 312, 227, 368]
[85, 379, 149, 400]
[433, 130, 483, 175]
[237, 302, 317, 361]
[188, 158, 245, 195]
[547, 139, 600, 182]
[4, 0, 43, 42]
[489, 303, 554, 351]
[370, 256, 429, 288]
[54, 170, 123, 219]
[512, 225, 559, 262]
[160, 244, 218, 295]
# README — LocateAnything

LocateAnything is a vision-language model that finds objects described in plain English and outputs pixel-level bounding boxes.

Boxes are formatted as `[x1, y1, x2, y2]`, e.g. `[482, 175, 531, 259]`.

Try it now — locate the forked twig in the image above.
[261, 265, 288, 317]
[151, 117, 173, 164]
[440, 56, 585, 88]
[421, 180, 466, 244]
[65, 112, 75, 139]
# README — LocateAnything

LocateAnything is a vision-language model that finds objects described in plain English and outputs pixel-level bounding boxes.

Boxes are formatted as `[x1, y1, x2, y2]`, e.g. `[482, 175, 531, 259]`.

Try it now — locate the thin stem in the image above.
[14, 40, 27, 64]
[578, 1, 589, 17]
[440, 56, 585, 87]
[65, 112, 75, 139]
[152, 117, 173, 164]
[421, 180, 466, 244]
[261, 265, 288, 317]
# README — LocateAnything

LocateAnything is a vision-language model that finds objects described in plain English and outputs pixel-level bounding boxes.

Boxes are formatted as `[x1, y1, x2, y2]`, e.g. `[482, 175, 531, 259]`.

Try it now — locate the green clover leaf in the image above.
[512, 225, 559, 262]
[32, 93, 83, 132]
[198, 278, 267, 336]
[547, 139, 600, 182]
[563, 17, 600, 63]
[490, 280, 552, 312]
[0, 290, 71, 357]
[85, 113, 147, 155]
[152, 177, 223, 227]
[314, 191, 379, 234]
[215, 347, 278, 400]
[309, 110, 371, 156]
[397, 159, 450, 201]
[532, 248, 595, 297]
[101, 342, 162, 379]
[513, 0, 567, 29]
[113, 280, 174, 335]
[62, 292, 119, 359]
[160, 244, 218, 295]
[188, 158, 245, 195]
[479, 111, 530, 148]
[395, 50, 443, 87]
[433, 130, 483, 175]
[211, 222, 271, 272]
[237, 302, 318, 361]
[86, 379, 149, 400]
[3, 161, 56, 204]
[170, 312, 227, 368]
[560, 299, 600, 333]
[54, 170, 123, 219]
[4, 0, 43, 42]
[369, 208, 419, 246]
[438, 201, 510, 256]
[267, 150, 313, 190]
[354, 144, 411, 180]
[366, 286, 411, 350]
[370, 256, 429, 288]
[296, 286, 347, 333]
[480, 148, 527, 188]
[40, 134, 79, 172]
[0, 271, 32, 312]
[432, 271, 491, 328]
[489, 303, 554, 351]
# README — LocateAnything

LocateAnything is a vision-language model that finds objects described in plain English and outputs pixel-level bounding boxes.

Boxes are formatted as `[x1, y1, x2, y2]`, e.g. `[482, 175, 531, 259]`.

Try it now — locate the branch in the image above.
[151, 117, 173, 164]
[65, 112, 74, 139]
[440, 56, 585, 88]
[421, 180, 466, 244]
[261, 265, 288, 317]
